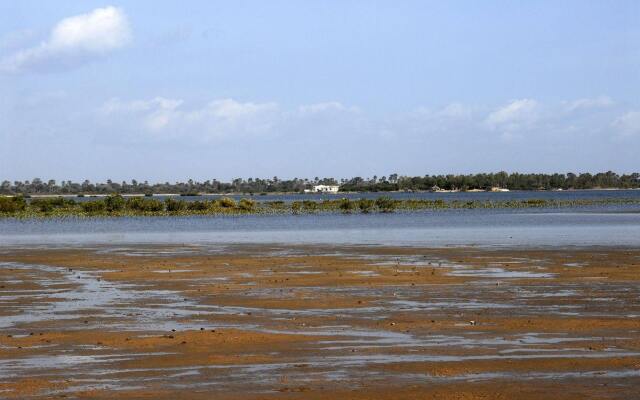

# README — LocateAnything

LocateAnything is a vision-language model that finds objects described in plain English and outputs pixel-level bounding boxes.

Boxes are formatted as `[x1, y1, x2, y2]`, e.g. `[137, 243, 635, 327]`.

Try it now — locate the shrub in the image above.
[239, 198, 256, 211]
[291, 202, 301, 214]
[267, 201, 285, 210]
[218, 197, 236, 208]
[30, 197, 73, 212]
[302, 200, 318, 211]
[525, 199, 547, 206]
[358, 198, 374, 213]
[375, 196, 396, 213]
[34, 201, 53, 213]
[0, 196, 26, 213]
[81, 200, 106, 213]
[104, 194, 125, 212]
[187, 200, 208, 211]
[126, 197, 164, 212]
[165, 198, 187, 212]
[339, 198, 354, 213]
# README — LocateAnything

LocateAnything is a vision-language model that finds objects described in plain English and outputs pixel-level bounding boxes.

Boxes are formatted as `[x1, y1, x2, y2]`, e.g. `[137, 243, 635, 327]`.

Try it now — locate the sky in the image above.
[1, 1, 639, 182]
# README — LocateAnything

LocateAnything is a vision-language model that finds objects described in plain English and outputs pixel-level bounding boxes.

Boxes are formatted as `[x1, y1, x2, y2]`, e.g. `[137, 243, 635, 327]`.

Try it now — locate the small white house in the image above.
[311, 185, 340, 193]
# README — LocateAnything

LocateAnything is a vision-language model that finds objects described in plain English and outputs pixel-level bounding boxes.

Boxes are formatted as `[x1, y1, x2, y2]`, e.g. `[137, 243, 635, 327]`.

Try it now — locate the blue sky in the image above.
[1, 1, 639, 181]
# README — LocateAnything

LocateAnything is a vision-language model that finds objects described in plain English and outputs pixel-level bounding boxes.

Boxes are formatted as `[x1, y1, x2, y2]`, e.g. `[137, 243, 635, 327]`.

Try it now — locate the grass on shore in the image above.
[1, 195, 639, 219]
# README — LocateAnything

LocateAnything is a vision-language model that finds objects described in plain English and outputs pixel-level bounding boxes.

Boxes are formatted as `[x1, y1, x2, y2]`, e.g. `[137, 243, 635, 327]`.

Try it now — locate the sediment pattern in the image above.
[1, 245, 639, 399]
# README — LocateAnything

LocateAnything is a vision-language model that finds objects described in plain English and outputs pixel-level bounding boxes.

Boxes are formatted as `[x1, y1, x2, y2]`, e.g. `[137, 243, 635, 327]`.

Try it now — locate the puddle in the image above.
[447, 267, 554, 278]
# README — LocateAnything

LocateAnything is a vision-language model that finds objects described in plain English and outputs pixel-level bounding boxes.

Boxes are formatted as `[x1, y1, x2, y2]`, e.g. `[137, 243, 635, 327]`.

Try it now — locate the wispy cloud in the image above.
[613, 111, 640, 137]
[485, 99, 539, 138]
[95, 96, 640, 146]
[563, 96, 614, 112]
[101, 97, 280, 140]
[0, 6, 131, 73]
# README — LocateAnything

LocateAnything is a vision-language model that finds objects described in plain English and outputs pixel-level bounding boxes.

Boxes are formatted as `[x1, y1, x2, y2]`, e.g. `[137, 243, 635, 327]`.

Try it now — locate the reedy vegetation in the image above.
[1, 195, 639, 218]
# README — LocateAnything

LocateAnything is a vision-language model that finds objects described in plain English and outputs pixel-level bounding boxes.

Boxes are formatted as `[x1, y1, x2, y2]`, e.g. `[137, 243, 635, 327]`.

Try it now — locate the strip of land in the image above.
[1, 244, 639, 399]
[1, 195, 640, 218]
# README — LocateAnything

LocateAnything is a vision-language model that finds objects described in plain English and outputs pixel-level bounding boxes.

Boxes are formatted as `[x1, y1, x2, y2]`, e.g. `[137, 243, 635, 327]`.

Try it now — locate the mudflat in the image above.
[1, 244, 639, 399]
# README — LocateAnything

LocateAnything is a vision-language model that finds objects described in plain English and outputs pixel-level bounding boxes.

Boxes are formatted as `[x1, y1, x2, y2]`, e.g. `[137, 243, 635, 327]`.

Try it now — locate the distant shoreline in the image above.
[2, 187, 640, 199]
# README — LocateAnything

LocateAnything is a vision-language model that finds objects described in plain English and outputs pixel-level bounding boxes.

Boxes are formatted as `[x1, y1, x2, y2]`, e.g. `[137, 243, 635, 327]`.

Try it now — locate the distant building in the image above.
[308, 185, 340, 193]
[490, 187, 510, 192]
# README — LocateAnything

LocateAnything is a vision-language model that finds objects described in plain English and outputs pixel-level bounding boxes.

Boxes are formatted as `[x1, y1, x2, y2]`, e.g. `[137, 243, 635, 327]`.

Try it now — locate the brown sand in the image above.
[0, 245, 639, 399]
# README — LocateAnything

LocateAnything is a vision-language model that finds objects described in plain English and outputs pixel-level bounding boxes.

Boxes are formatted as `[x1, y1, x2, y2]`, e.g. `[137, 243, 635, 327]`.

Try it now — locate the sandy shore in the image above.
[1, 244, 639, 399]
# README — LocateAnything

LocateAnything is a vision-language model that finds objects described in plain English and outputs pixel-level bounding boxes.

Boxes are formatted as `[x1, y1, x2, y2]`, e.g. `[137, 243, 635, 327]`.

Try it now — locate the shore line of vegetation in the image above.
[2, 171, 639, 196]
[1, 195, 639, 219]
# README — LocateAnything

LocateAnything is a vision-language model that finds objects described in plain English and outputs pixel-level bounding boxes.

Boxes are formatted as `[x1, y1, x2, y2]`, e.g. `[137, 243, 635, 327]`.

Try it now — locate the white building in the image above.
[310, 185, 340, 193]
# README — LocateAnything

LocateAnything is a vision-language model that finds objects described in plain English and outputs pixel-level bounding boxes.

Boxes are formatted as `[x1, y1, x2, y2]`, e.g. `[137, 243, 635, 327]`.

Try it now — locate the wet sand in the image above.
[1, 244, 639, 399]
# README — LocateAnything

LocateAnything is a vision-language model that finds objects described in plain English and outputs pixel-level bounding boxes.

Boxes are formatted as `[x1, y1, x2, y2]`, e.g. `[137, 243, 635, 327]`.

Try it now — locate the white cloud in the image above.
[486, 99, 538, 127]
[297, 101, 357, 114]
[0, 6, 131, 73]
[485, 99, 539, 139]
[95, 95, 640, 148]
[101, 97, 280, 140]
[563, 96, 614, 112]
[613, 111, 640, 137]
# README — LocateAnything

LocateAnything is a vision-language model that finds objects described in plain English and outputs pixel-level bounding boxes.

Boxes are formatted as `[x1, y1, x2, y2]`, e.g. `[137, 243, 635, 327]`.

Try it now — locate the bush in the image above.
[339, 198, 355, 213]
[267, 201, 286, 210]
[291, 202, 301, 214]
[34, 201, 53, 213]
[104, 194, 125, 212]
[238, 198, 256, 211]
[165, 198, 187, 212]
[126, 197, 164, 212]
[187, 200, 208, 211]
[81, 200, 106, 213]
[30, 197, 74, 212]
[358, 198, 374, 213]
[0, 196, 26, 213]
[375, 196, 396, 212]
[525, 199, 547, 206]
[302, 200, 318, 211]
[218, 197, 236, 208]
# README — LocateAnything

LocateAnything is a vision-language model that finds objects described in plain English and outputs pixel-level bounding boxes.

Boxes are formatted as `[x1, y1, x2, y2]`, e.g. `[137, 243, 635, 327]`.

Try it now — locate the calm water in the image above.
[1, 203, 640, 247]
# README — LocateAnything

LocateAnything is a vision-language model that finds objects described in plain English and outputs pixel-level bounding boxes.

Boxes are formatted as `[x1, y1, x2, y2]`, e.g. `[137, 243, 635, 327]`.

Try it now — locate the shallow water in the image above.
[1, 206, 640, 247]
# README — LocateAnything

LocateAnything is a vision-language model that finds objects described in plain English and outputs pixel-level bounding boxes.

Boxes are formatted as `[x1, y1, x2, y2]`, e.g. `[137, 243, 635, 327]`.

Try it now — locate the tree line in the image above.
[1, 171, 638, 195]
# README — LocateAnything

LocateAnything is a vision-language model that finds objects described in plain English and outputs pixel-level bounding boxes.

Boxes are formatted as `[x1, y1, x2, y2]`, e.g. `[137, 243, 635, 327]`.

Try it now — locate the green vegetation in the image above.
[165, 198, 186, 212]
[340, 171, 640, 192]
[104, 194, 125, 212]
[238, 198, 256, 211]
[219, 197, 236, 208]
[375, 196, 397, 213]
[2, 171, 638, 196]
[0, 196, 26, 213]
[358, 198, 374, 213]
[1, 195, 639, 219]
[81, 200, 105, 213]
[339, 198, 355, 213]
